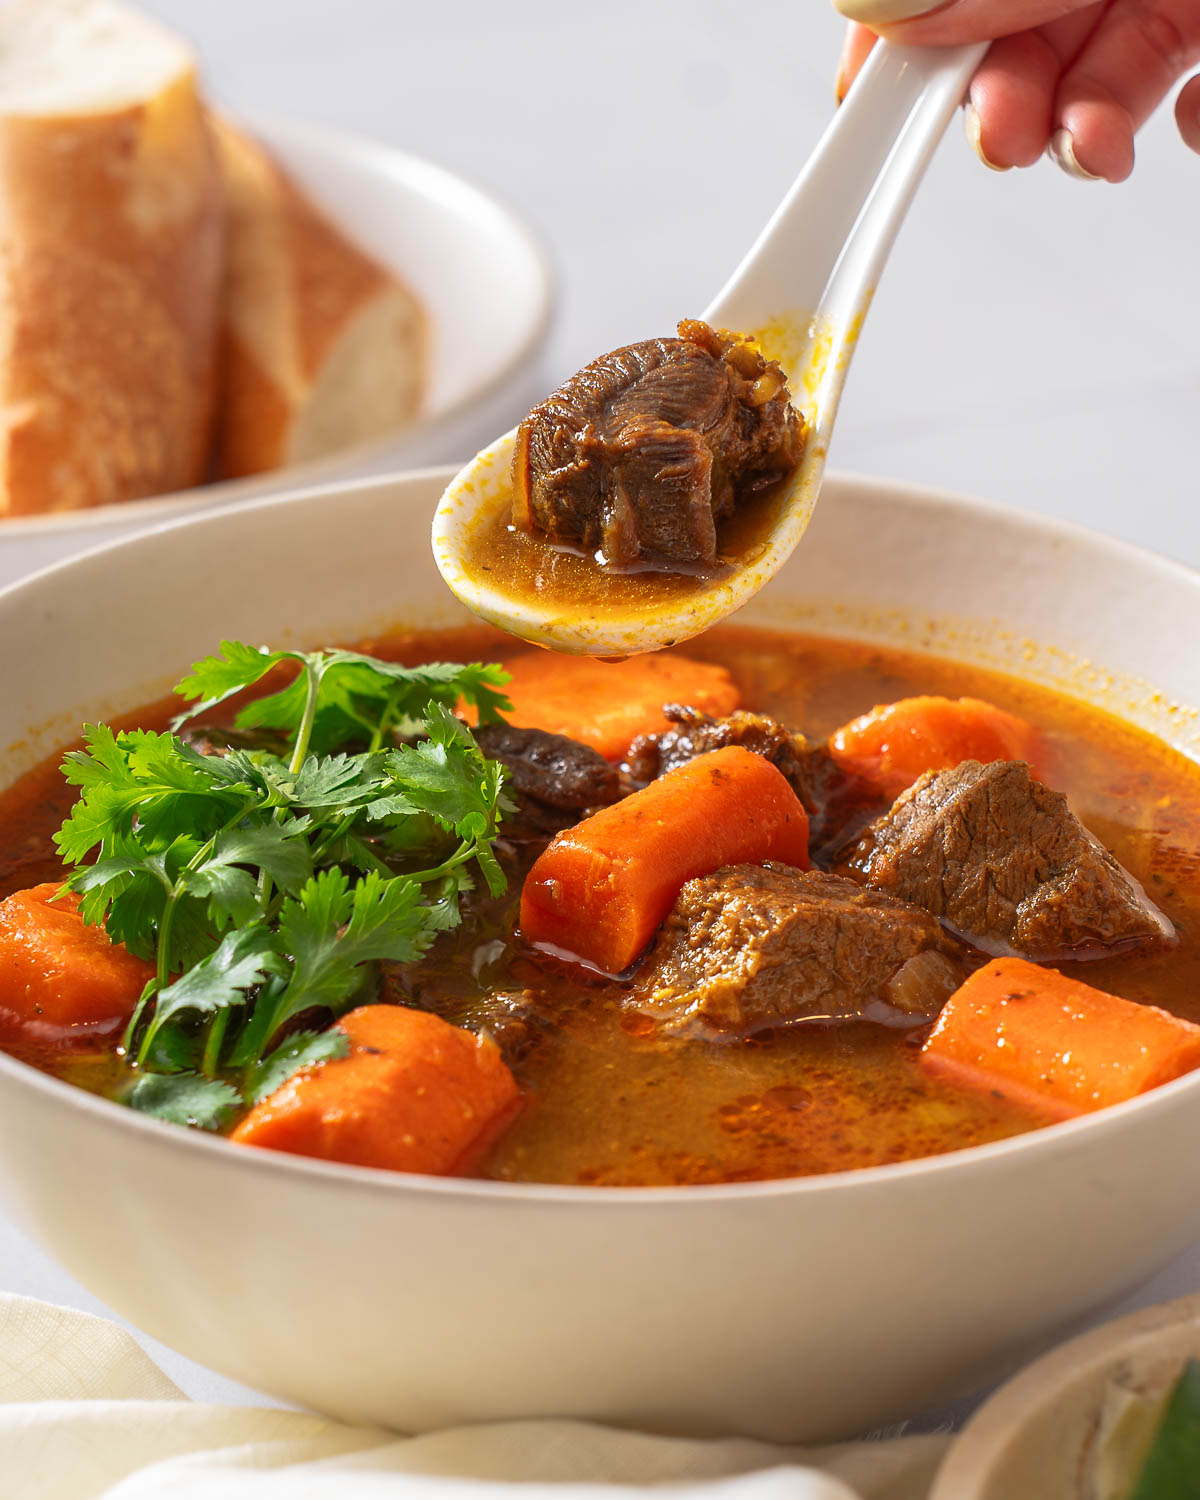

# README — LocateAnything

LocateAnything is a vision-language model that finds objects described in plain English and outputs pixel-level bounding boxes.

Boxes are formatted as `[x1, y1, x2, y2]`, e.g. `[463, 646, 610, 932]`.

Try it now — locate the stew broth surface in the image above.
[457, 474, 788, 621]
[3, 624, 1199, 1187]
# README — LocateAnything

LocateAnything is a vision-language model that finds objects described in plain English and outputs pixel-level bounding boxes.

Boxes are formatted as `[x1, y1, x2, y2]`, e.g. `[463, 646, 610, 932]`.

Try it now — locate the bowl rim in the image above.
[3, 464, 1200, 1205]
[0, 112, 555, 541]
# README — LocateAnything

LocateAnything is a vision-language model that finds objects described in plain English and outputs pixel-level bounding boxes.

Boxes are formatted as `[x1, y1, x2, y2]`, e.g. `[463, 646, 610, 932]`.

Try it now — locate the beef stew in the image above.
[2, 623, 1200, 1186]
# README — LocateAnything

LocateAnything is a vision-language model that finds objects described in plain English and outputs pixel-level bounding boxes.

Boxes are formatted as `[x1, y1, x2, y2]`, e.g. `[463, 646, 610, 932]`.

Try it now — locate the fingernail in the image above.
[1047, 127, 1102, 182]
[964, 104, 1009, 173]
[832, 0, 934, 21]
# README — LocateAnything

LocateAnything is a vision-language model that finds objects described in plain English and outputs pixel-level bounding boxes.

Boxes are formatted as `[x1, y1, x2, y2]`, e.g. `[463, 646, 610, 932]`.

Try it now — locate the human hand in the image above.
[832, 1, 1200, 181]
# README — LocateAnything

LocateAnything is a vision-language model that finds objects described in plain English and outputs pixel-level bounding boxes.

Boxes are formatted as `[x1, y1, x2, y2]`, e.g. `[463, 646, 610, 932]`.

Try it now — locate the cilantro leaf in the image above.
[471, 840, 507, 901]
[271, 869, 439, 1028]
[140, 1020, 203, 1075]
[123, 729, 226, 797]
[388, 706, 491, 832]
[235, 672, 315, 739]
[244, 1028, 351, 1105]
[291, 753, 385, 809]
[233, 653, 512, 755]
[52, 641, 515, 1132]
[444, 662, 512, 726]
[171, 642, 293, 728]
[127, 1072, 242, 1131]
[56, 726, 254, 869]
[382, 706, 508, 893]
[187, 821, 315, 905]
[138, 924, 281, 1060]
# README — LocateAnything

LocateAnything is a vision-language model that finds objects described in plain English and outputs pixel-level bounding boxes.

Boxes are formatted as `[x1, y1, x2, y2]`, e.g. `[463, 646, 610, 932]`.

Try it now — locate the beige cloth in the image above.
[0, 1294, 949, 1500]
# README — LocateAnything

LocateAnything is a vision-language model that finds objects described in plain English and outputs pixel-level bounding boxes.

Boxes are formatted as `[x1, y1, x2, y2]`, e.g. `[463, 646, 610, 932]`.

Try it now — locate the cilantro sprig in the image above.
[54, 644, 512, 1130]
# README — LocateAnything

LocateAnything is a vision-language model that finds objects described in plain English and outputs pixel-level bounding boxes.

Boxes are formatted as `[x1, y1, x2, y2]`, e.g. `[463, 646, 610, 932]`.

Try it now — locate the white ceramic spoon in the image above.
[432, 39, 987, 656]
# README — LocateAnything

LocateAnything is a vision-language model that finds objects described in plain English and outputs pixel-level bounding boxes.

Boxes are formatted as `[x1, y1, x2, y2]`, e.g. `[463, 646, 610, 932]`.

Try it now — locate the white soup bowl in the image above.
[0, 469, 1198, 1441]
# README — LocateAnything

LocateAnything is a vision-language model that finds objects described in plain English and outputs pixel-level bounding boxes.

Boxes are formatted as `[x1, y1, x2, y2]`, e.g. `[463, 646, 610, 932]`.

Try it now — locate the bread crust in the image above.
[0, 68, 223, 515]
[213, 119, 425, 479]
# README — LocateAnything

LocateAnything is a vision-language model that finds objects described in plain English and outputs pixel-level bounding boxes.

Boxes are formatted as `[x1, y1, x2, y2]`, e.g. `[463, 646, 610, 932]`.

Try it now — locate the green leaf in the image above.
[171, 641, 293, 728]
[55, 726, 252, 871]
[164, 892, 228, 977]
[140, 1020, 203, 1075]
[183, 862, 260, 931]
[472, 840, 507, 900]
[271, 869, 441, 1030]
[362, 790, 423, 823]
[448, 662, 513, 725]
[233, 654, 512, 754]
[387, 706, 496, 837]
[140, 924, 281, 1058]
[56, 726, 144, 861]
[316, 654, 512, 724]
[244, 1027, 350, 1105]
[50, 641, 513, 1118]
[1128, 1358, 1200, 1500]
[63, 838, 175, 960]
[234, 672, 313, 738]
[127, 1071, 242, 1131]
[339, 871, 443, 963]
[221, 751, 396, 818]
[192, 820, 315, 899]
[291, 753, 380, 808]
[215, 750, 294, 804]
[86, 877, 171, 962]
[123, 729, 225, 796]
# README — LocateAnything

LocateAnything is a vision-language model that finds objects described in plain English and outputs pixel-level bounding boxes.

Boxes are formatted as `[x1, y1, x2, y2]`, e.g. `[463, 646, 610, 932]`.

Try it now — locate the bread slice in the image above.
[213, 118, 426, 478]
[0, 0, 223, 515]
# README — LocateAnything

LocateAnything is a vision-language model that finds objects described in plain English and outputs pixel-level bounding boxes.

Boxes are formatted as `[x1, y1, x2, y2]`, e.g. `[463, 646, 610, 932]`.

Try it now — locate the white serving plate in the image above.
[931, 1292, 1200, 1499]
[1, 468, 1200, 1443]
[0, 116, 552, 585]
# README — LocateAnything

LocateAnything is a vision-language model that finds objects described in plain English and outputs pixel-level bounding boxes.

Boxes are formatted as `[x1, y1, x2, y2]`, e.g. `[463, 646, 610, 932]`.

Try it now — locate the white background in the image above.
[126, 0, 1200, 560]
[3, 0, 1200, 1427]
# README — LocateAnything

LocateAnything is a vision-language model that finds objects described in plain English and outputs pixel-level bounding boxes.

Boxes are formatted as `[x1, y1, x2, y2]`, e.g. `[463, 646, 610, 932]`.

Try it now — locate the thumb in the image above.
[831, 0, 1090, 44]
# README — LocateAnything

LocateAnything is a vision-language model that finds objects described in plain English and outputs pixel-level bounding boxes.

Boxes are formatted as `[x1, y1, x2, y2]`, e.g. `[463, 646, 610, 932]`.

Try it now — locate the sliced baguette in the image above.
[212, 118, 426, 478]
[0, 0, 223, 515]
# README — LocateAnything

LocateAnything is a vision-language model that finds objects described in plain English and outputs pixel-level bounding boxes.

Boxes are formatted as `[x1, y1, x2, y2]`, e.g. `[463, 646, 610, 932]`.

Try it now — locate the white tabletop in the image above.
[5, 0, 1200, 1429]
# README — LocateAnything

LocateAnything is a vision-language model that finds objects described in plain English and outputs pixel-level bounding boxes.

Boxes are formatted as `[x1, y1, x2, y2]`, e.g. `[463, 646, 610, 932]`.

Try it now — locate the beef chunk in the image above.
[631, 862, 962, 1035]
[475, 724, 618, 809]
[628, 704, 812, 785]
[625, 705, 879, 851]
[393, 988, 554, 1074]
[475, 723, 620, 836]
[848, 759, 1175, 959]
[512, 319, 804, 569]
[454, 989, 553, 1072]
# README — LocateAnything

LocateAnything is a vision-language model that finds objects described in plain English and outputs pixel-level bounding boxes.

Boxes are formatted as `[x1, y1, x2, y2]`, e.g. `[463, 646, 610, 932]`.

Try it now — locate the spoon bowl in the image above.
[433, 40, 985, 655]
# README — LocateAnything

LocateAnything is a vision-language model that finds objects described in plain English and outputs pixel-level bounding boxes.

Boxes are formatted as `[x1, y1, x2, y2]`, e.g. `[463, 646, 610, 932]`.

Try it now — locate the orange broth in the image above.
[3, 623, 1199, 1186]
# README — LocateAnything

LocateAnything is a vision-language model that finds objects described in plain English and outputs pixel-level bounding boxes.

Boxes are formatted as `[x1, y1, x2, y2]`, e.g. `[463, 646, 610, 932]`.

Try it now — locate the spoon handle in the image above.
[704, 40, 987, 337]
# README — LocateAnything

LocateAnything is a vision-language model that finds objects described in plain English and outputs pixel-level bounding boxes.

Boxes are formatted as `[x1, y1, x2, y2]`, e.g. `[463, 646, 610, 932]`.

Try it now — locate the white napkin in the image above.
[0, 1294, 949, 1500]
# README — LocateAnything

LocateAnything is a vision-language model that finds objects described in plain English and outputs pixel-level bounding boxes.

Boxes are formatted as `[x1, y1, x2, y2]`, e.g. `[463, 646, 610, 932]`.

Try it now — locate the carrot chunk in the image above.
[921, 956, 1200, 1119]
[829, 695, 1042, 797]
[230, 1005, 520, 1175]
[483, 651, 739, 761]
[0, 882, 154, 1051]
[520, 745, 810, 973]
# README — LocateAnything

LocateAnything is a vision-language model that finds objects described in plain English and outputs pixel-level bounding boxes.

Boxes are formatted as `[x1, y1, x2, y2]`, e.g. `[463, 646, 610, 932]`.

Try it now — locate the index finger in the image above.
[1054, 0, 1200, 180]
